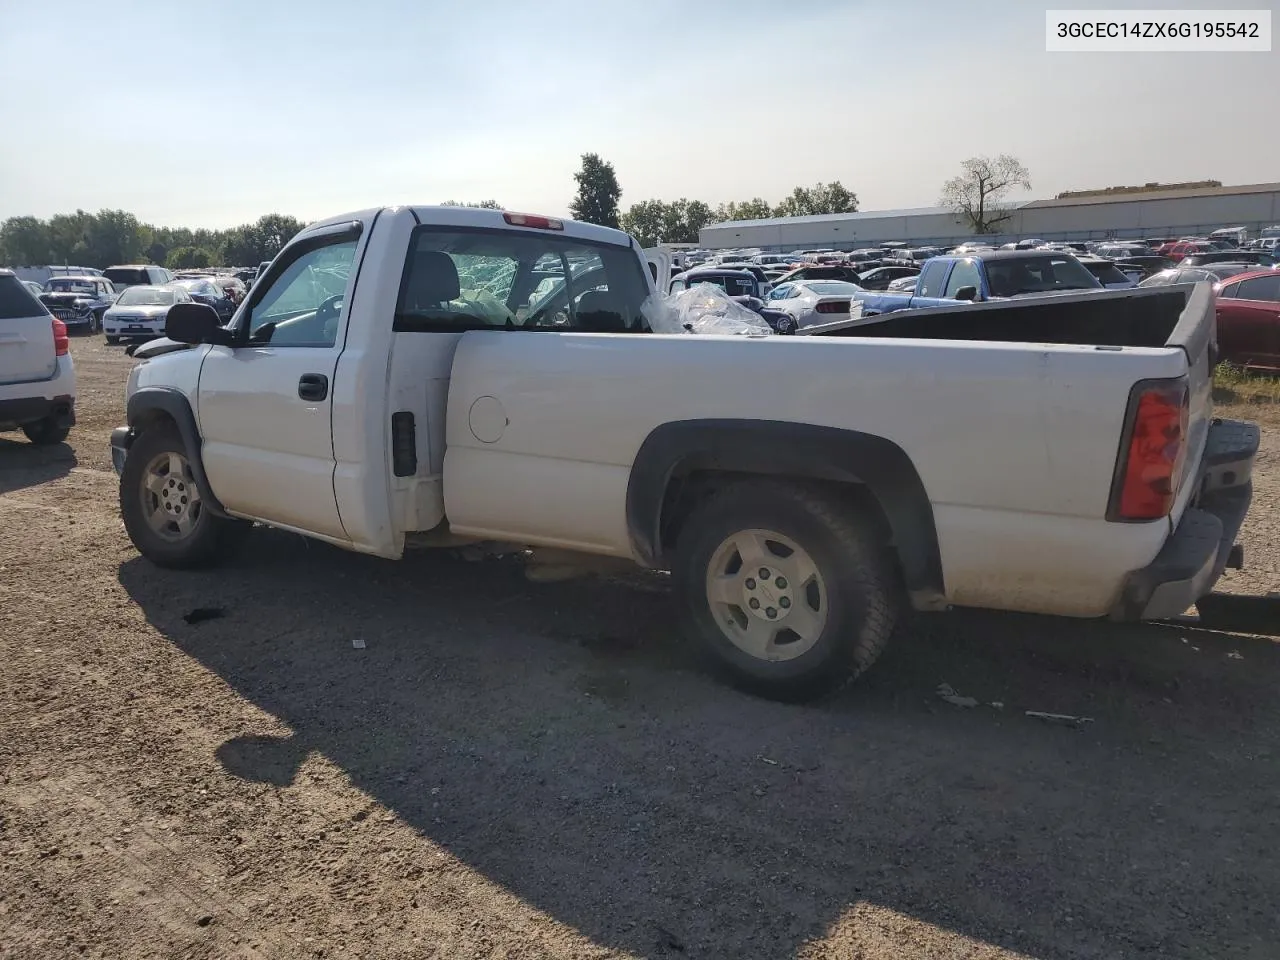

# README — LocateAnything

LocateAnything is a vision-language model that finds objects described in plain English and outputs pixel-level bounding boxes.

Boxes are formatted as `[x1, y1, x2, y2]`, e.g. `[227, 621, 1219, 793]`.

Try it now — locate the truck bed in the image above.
[803, 285, 1205, 351]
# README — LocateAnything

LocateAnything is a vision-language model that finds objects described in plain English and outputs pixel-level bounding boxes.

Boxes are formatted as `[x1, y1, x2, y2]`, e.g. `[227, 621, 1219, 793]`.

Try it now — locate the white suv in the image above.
[0, 270, 77, 445]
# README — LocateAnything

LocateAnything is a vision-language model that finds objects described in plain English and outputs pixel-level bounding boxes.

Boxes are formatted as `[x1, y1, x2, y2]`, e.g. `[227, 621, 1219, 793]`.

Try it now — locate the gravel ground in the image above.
[2, 335, 1278, 960]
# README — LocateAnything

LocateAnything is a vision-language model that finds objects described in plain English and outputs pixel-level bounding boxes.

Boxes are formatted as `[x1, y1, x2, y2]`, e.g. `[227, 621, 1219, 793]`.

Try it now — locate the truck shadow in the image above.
[0, 437, 77, 494]
[118, 529, 1280, 959]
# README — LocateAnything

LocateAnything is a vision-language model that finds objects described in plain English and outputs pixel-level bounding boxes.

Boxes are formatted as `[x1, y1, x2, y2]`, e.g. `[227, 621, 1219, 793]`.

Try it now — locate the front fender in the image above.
[125, 386, 228, 517]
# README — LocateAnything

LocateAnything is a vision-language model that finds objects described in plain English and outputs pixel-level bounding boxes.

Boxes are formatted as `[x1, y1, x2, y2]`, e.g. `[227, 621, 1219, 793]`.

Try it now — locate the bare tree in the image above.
[940, 155, 1031, 234]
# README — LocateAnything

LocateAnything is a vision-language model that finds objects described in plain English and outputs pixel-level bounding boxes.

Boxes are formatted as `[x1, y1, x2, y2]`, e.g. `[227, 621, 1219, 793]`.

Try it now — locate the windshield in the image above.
[48, 279, 97, 294]
[104, 267, 151, 288]
[985, 256, 1099, 296]
[116, 286, 175, 307]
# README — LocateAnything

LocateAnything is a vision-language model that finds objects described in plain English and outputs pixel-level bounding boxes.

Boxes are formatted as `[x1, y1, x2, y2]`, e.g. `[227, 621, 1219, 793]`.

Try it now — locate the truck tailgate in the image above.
[1166, 282, 1216, 528]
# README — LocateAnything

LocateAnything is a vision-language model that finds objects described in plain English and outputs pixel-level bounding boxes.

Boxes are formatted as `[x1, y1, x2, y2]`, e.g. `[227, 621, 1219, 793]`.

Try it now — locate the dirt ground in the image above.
[2, 335, 1278, 960]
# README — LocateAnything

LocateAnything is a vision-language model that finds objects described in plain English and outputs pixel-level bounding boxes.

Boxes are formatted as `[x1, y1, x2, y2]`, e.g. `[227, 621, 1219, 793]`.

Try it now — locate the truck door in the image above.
[194, 223, 364, 538]
[643, 248, 671, 294]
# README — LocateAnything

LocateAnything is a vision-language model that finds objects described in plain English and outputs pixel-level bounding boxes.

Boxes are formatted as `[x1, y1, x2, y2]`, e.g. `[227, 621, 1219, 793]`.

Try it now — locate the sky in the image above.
[1, 0, 1276, 229]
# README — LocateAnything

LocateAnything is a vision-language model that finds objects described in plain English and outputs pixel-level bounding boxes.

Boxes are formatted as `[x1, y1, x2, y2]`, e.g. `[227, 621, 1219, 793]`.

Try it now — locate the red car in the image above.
[1158, 240, 1213, 262]
[1214, 269, 1280, 371]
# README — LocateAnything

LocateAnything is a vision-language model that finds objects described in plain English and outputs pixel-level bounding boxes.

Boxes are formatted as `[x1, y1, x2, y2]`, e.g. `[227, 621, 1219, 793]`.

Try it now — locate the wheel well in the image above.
[131, 408, 177, 435]
[659, 469, 894, 562]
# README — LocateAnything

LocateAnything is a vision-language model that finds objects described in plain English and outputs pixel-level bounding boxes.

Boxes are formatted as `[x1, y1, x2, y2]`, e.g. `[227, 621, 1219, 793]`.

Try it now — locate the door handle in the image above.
[298, 373, 329, 401]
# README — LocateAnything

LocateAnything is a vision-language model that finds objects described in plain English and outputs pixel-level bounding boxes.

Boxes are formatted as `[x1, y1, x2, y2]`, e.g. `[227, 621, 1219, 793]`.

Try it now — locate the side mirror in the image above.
[166, 302, 234, 345]
[953, 285, 978, 302]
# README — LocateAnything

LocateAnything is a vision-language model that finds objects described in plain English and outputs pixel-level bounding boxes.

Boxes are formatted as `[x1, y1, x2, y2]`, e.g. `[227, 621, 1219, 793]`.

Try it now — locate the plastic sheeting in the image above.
[641, 283, 774, 336]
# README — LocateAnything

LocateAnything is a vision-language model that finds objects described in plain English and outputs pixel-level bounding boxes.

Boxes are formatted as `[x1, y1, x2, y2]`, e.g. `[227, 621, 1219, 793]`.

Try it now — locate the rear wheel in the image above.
[673, 480, 899, 702]
[22, 417, 70, 446]
[120, 424, 250, 568]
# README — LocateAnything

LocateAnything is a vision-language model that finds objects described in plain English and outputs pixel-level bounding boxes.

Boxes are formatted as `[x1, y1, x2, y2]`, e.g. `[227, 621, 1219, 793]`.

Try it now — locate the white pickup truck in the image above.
[110, 206, 1259, 701]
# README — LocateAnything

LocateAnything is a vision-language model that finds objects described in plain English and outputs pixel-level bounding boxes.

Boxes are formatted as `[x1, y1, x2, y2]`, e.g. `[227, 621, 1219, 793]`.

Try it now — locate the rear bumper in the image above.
[1110, 419, 1259, 620]
[0, 394, 76, 430]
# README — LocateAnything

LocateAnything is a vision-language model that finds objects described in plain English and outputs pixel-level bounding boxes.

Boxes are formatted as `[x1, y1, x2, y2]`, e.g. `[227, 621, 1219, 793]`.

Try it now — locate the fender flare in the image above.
[626, 419, 945, 606]
[126, 386, 228, 518]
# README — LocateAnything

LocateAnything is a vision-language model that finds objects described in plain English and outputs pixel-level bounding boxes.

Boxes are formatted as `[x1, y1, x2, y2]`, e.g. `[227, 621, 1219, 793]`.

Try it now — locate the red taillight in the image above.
[1110, 379, 1189, 521]
[503, 212, 563, 230]
[52, 317, 70, 356]
[815, 300, 850, 314]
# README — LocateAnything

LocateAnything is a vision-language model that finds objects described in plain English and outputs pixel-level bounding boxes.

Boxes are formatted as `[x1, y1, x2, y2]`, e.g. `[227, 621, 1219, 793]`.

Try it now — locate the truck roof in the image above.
[950, 249, 1083, 262]
[303, 206, 636, 249]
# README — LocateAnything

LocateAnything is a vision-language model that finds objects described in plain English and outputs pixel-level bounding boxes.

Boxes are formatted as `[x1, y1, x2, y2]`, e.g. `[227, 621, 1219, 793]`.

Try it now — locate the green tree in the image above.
[939, 155, 1031, 234]
[713, 198, 775, 222]
[620, 198, 715, 247]
[441, 200, 502, 209]
[0, 216, 52, 265]
[569, 153, 622, 229]
[47, 210, 92, 264]
[251, 214, 305, 259]
[773, 181, 859, 218]
[166, 246, 213, 269]
[83, 209, 145, 267]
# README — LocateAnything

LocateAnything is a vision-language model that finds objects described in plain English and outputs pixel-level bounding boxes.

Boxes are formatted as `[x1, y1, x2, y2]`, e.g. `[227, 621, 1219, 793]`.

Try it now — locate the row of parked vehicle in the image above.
[18, 262, 271, 344]
[666, 232, 1280, 369]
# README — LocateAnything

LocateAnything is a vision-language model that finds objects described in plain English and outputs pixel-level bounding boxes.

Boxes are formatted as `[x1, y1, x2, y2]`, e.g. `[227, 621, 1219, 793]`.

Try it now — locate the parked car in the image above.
[1210, 227, 1249, 247]
[771, 264, 865, 285]
[109, 204, 1254, 703]
[38, 275, 118, 333]
[1110, 255, 1176, 279]
[102, 285, 193, 345]
[1214, 269, 1280, 371]
[1140, 263, 1267, 287]
[857, 266, 920, 290]
[1157, 241, 1213, 261]
[1180, 249, 1278, 268]
[1077, 256, 1138, 289]
[21, 280, 44, 298]
[1095, 242, 1150, 260]
[765, 280, 867, 330]
[104, 264, 173, 290]
[169, 278, 237, 321]
[0, 270, 75, 445]
[886, 275, 920, 292]
[714, 263, 774, 292]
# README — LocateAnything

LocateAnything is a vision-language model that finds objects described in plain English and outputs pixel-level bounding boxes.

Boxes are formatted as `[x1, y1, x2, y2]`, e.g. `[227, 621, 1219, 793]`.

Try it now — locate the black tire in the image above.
[672, 480, 898, 702]
[119, 423, 250, 568]
[22, 417, 70, 446]
[105, 335, 120, 345]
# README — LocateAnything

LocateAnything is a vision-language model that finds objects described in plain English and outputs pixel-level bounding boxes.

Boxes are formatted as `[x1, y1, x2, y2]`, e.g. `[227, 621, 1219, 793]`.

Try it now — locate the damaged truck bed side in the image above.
[111, 206, 1258, 701]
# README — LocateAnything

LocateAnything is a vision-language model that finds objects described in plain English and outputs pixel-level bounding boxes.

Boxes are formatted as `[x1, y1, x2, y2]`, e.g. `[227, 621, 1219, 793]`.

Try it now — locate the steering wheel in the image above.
[315, 294, 344, 339]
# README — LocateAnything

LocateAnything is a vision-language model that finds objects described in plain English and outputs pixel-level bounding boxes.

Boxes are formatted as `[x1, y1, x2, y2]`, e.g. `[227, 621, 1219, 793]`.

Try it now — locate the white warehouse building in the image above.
[697, 181, 1280, 251]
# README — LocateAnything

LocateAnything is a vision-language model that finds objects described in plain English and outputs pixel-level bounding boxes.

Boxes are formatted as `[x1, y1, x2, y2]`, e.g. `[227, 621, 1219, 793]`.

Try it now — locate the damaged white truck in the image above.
[111, 206, 1258, 700]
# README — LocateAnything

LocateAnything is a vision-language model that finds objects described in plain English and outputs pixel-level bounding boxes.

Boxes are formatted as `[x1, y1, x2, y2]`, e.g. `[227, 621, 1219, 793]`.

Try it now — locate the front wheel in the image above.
[105, 335, 120, 345]
[22, 417, 70, 446]
[672, 480, 899, 702]
[119, 424, 250, 568]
